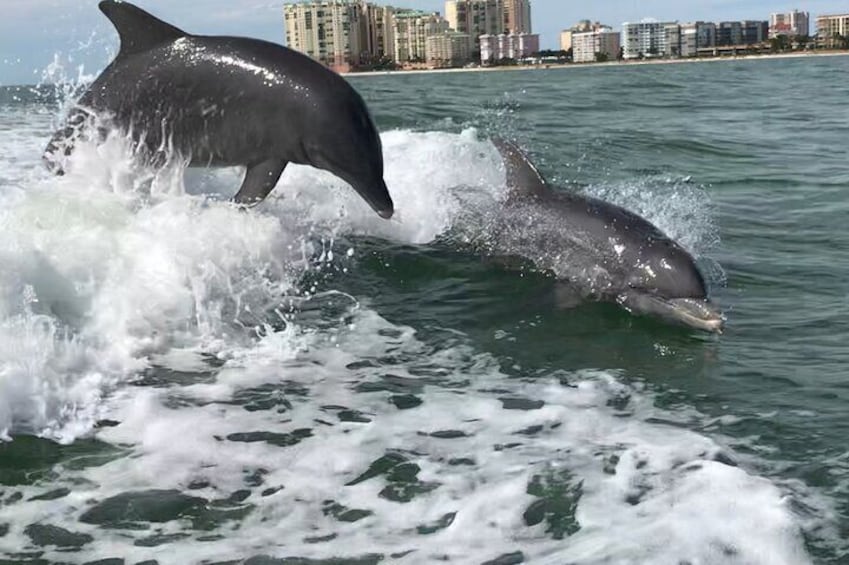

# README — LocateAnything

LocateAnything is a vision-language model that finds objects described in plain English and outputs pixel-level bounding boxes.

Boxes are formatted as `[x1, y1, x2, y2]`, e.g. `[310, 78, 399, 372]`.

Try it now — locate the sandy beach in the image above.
[342, 49, 849, 78]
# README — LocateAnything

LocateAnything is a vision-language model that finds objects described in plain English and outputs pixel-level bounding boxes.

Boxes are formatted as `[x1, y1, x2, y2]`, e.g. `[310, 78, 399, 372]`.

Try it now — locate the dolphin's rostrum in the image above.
[43, 1, 394, 219]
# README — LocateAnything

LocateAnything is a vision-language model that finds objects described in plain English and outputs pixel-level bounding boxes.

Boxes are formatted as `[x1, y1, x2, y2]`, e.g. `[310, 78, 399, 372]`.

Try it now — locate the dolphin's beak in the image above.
[352, 178, 394, 219]
[618, 292, 725, 334]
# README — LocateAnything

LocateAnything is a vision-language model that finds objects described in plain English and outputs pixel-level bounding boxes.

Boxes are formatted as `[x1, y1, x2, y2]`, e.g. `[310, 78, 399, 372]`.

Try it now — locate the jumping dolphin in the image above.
[43, 1, 394, 219]
[489, 139, 724, 333]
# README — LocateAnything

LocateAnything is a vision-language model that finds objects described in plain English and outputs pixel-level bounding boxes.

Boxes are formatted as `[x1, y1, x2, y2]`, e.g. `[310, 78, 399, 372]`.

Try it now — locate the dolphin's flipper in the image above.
[43, 108, 99, 175]
[98, 1, 186, 57]
[232, 159, 288, 206]
[43, 123, 78, 175]
[491, 138, 549, 199]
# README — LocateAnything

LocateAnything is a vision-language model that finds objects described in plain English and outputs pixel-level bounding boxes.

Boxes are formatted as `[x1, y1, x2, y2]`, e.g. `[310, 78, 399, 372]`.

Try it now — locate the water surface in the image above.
[0, 55, 847, 564]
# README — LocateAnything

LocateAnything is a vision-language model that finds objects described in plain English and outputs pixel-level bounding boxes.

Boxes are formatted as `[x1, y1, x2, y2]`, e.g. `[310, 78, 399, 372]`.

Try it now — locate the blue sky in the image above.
[1, 0, 846, 85]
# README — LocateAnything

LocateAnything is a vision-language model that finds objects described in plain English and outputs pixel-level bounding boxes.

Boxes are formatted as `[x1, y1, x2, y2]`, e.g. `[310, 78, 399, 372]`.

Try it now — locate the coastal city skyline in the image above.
[2, 0, 849, 84]
[279, 3, 846, 71]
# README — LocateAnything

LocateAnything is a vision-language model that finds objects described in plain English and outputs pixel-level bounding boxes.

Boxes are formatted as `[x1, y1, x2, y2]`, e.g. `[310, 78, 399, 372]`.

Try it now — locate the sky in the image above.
[1, 0, 847, 85]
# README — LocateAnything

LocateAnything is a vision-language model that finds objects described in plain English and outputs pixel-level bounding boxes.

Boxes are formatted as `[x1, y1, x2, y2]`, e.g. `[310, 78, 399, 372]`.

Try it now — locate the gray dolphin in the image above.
[489, 138, 724, 333]
[43, 1, 394, 218]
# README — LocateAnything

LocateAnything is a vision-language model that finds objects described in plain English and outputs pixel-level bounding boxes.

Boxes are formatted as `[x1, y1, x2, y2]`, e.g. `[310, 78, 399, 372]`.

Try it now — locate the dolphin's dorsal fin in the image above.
[99, 1, 186, 57]
[491, 138, 549, 199]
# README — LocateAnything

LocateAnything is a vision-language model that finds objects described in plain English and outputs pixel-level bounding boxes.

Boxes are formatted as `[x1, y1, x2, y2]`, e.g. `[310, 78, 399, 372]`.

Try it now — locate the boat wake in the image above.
[0, 112, 822, 563]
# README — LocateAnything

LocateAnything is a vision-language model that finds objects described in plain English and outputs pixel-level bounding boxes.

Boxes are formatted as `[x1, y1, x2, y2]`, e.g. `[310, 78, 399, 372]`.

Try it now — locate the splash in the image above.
[1, 107, 807, 563]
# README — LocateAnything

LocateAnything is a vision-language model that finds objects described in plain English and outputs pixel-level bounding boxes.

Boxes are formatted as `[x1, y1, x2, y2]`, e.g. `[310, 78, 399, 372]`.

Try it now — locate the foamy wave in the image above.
[0, 307, 811, 564]
[0, 124, 725, 440]
[1, 118, 805, 563]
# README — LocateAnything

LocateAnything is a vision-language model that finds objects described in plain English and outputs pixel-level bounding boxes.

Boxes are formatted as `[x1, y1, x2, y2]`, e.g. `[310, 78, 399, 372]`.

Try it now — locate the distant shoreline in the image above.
[2, 50, 847, 89]
[342, 50, 849, 78]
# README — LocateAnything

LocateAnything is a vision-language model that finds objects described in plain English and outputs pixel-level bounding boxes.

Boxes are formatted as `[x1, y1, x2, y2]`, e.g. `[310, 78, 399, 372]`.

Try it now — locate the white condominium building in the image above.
[479, 32, 539, 63]
[622, 19, 678, 59]
[816, 13, 849, 45]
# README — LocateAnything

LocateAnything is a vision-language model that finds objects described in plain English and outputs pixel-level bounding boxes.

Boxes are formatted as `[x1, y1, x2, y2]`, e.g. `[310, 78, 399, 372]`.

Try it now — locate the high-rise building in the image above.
[479, 32, 539, 63]
[622, 19, 678, 59]
[769, 10, 810, 38]
[427, 31, 472, 67]
[678, 19, 764, 56]
[816, 13, 849, 47]
[359, 4, 397, 64]
[445, 0, 504, 57]
[445, 0, 504, 37]
[559, 20, 606, 52]
[285, 1, 465, 70]
[741, 21, 769, 44]
[393, 10, 450, 64]
[679, 23, 698, 57]
[716, 21, 743, 46]
[560, 31, 573, 51]
[665, 23, 681, 56]
[696, 22, 717, 49]
[284, 1, 366, 73]
[571, 28, 620, 63]
[502, 0, 532, 34]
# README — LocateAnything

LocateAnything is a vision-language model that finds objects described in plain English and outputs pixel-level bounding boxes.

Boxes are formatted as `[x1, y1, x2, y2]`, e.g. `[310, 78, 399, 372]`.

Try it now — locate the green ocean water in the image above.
[0, 55, 847, 564]
[349, 56, 849, 560]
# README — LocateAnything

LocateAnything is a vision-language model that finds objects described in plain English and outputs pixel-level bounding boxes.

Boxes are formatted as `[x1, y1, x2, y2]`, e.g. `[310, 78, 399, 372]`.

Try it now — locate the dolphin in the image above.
[488, 138, 724, 333]
[43, 1, 394, 218]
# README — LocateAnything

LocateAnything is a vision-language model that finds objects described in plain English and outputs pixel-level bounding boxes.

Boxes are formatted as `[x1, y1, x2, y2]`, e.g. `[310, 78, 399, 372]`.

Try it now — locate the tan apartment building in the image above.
[560, 20, 607, 52]
[284, 2, 452, 70]
[285, 0, 532, 70]
[445, 0, 504, 56]
[393, 10, 450, 64]
[572, 28, 621, 63]
[360, 4, 396, 64]
[817, 14, 849, 46]
[502, 0, 532, 34]
[426, 31, 472, 67]
[560, 30, 573, 51]
[284, 1, 366, 72]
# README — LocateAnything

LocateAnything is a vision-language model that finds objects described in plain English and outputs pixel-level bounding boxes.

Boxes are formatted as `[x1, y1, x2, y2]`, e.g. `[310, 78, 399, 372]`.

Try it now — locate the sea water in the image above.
[0, 55, 847, 564]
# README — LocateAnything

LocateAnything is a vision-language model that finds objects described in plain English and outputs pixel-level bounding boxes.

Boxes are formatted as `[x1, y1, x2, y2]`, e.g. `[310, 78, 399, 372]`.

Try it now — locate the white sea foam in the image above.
[0, 309, 812, 564]
[0, 111, 812, 563]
